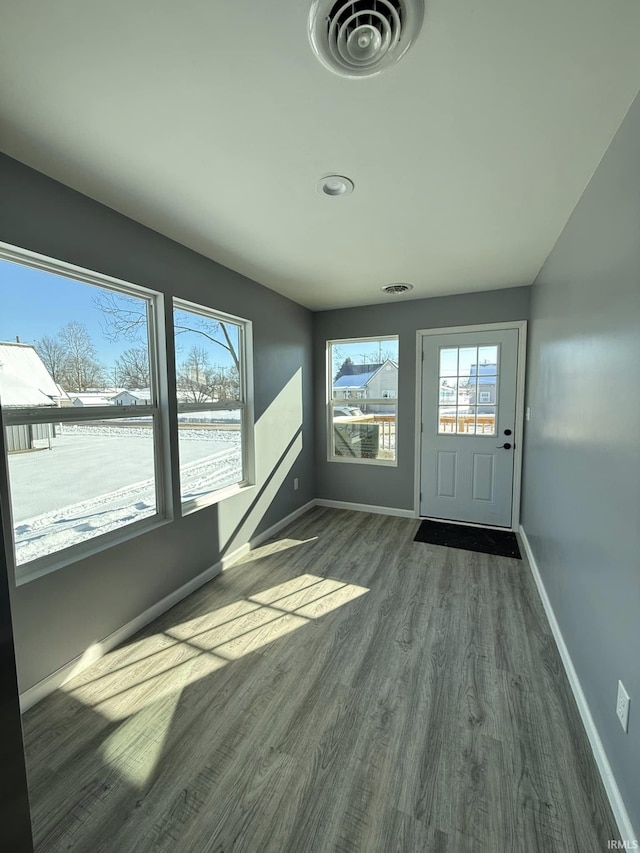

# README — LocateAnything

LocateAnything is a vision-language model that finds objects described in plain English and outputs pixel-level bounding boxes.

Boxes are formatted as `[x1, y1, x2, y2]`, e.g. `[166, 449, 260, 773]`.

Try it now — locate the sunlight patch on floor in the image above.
[63, 574, 368, 721]
[238, 535, 318, 563]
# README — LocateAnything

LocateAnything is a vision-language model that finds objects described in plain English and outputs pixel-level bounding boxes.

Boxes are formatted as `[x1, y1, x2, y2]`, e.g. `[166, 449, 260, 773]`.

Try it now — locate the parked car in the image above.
[333, 405, 365, 418]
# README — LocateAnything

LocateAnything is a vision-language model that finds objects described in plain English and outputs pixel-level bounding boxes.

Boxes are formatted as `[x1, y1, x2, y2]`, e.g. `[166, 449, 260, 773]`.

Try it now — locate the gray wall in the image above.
[521, 94, 640, 830]
[314, 287, 531, 509]
[0, 154, 315, 692]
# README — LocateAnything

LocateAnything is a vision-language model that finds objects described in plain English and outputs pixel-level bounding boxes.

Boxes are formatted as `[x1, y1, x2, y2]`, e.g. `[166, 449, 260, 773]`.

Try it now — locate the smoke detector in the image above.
[316, 175, 355, 196]
[309, 0, 424, 79]
[381, 282, 413, 294]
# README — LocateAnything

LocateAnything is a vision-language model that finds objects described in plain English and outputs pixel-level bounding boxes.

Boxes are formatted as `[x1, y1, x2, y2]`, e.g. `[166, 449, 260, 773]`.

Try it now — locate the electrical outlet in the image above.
[616, 680, 630, 732]
[293, 477, 299, 491]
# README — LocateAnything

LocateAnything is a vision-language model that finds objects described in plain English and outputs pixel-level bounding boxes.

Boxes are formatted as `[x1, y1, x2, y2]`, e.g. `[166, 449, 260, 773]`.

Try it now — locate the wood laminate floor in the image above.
[23, 508, 619, 852]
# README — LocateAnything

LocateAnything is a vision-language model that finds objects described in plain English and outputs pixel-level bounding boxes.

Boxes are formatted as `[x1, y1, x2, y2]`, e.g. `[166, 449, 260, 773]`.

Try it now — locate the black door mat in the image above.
[414, 519, 522, 559]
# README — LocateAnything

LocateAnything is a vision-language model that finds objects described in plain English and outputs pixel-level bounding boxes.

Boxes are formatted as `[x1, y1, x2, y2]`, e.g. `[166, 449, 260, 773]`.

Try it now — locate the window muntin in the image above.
[0, 248, 163, 579]
[173, 301, 251, 507]
[328, 336, 398, 464]
[437, 344, 499, 435]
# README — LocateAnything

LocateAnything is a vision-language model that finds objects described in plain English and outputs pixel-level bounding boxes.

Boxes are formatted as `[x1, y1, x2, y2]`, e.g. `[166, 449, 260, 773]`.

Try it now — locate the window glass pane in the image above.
[6, 418, 156, 568]
[478, 345, 499, 371]
[438, 406, 457, 433]
[439, 378, 457, 405]
[329, 337, 398, 463]
[177, 409, 243, 502]
[0, 258, 153, 402]
[476, 408, 496, 435]
[435, 343, 499, 437]
[470, 372, 497, 408]
[332, 404, 396, 461]
[331, 338, 398, 403]
[173, 306, 241, 405]
[0, 255, 160, 572]
[172, 301, 249, 506]
[439, 347, 458, 377]
[458, 347, 478, 378]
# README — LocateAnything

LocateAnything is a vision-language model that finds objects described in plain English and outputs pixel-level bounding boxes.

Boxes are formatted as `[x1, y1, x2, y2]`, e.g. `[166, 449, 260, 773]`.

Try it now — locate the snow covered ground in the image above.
[9, 423, 242, 568]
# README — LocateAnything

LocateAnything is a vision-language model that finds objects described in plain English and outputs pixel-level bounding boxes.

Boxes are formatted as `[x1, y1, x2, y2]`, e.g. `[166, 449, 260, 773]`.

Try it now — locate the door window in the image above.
[438, 345, 498, 435]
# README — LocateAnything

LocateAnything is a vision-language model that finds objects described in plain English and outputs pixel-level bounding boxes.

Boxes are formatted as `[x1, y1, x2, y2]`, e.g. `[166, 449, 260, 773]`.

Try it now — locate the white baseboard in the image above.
[520, 526, 637, 845]
[20, 500, 316, 713]
[247, 500, 317, 550]
[315, 498, 414, 519]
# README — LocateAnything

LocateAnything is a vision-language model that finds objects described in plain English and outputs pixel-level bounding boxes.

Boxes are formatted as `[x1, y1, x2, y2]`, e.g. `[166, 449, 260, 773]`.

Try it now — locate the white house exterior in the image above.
[468, 364, 498, 410]
[71, 393, 114, 407]
[0, 342, 61, 451]
[333, 360, 398, 411]
[111, 388, 152, 406]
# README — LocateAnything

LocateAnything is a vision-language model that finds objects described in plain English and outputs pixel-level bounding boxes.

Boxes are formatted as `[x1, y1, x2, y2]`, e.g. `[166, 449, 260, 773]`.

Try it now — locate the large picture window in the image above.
[328, 335, 398, 465]
[173, 300, 252, 508]
[0, 246, 256, 582]
[0, 247, 163, 581]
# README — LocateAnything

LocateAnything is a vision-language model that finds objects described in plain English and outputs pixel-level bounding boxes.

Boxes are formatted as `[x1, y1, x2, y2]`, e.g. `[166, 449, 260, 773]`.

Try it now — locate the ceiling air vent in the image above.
[381, 283, 414, 294]
[309, 0, 424, 78]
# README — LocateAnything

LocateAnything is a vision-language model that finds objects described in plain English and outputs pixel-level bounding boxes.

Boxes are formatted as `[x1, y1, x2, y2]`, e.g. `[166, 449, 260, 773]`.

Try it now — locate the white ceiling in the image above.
[1, 0, 639, 310]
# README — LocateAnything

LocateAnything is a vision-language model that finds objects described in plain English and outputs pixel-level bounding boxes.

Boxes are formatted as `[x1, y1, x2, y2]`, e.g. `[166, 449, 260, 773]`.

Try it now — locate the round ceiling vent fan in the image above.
[381, 282, 414, 294]
[309, 0, 424, 79]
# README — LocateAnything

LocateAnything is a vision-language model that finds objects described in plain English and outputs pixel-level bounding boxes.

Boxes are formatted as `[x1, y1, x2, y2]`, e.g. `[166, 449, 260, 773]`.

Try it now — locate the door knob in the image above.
[497, 442, 512, 449]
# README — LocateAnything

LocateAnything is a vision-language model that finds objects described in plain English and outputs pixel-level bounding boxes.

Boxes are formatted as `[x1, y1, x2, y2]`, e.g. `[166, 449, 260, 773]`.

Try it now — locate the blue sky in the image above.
[0, 259, 127, 365]
[0, 259, 237, 371]
[331, 338, 399, 375]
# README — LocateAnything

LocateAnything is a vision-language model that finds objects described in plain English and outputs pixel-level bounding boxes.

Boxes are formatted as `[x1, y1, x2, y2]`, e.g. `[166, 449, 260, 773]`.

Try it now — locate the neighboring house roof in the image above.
[333, 369, 378, 389]
[111, 387, 152, 402]
[348, 362, 383, 376]
[0, 341, 60, 407]
[55, 383, 71, 402]
[0, 371, 55, 407]
[333, 359, 398, 389]
[469, 364, 498, 385]
[72, 393, 113, 406]
[129, 387, 152, 400]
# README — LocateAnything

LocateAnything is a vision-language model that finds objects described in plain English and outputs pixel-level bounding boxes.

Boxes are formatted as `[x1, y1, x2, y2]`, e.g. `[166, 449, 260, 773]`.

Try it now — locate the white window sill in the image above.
[327, 456, 397, 467]
[180, 480, 255, 516]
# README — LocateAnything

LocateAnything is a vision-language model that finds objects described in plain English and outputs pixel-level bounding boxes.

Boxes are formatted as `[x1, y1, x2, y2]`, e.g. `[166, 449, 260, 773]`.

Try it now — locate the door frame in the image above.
[413, 320, 528, 531]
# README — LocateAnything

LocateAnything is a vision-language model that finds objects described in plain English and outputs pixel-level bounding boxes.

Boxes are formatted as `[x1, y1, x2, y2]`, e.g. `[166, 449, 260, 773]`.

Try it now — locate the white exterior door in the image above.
[419, 328, 519, 527]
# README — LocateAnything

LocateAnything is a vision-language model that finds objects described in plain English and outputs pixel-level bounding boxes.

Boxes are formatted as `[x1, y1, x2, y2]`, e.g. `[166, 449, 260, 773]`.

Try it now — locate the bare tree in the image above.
[177, 346, 215, 403]
[58, 321, 104, 391]
[210, 363, 240, 402]
[94, 292, 240, 370]
[106, 365, 121, 388]
[332, 346, 397, 381]
[114, 346, 150, 389]
[332, 345, 347, 378]
[36, 335, 67, 384]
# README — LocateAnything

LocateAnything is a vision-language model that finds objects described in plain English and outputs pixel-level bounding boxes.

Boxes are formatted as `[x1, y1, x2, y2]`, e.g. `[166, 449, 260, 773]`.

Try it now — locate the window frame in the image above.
[172, 297, 254, 513]
[327, 335, 399, 467]
[0, 242, 168, 585]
